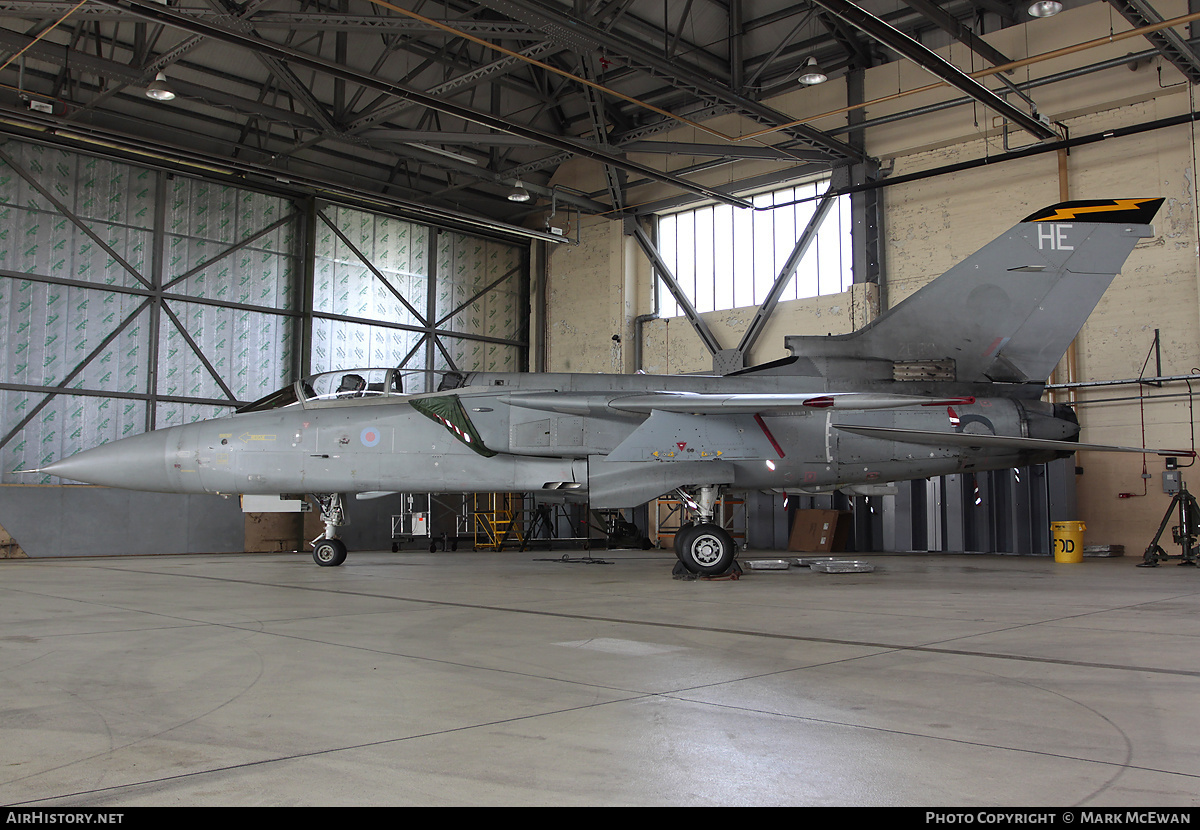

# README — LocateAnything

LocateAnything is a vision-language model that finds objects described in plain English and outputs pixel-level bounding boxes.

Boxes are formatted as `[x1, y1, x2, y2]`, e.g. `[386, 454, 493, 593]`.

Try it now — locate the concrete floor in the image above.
[1, 548, 1198, 807]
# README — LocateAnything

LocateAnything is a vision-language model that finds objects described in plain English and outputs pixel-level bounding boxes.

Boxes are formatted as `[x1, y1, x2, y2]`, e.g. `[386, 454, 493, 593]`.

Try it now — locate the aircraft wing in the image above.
[501, 390, 982, 464]
[610, 391, 976, 413]
[835, 424, 1195, 457]
[503, 390, 974, 415]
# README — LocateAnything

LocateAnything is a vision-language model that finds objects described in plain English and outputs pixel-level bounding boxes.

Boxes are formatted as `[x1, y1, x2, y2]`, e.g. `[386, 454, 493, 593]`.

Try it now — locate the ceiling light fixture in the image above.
[798, 56, 828, 86]
[1027, 0, 1063, 17]
[145, 72, 176, 102]
[507, 178, 531, 203]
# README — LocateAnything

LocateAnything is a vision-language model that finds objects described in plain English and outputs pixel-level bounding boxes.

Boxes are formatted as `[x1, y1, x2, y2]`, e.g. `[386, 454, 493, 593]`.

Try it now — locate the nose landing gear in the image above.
[312, 536, 347, 567]
[310, 493, 348, 567]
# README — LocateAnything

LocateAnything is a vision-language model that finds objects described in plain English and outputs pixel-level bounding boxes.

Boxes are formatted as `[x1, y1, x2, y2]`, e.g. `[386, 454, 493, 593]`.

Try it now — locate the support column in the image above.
[145, 171, 167, 432]
[847, 70, 884, 297]
[299, 197, 318, 379]
[426, 227, 439, 390]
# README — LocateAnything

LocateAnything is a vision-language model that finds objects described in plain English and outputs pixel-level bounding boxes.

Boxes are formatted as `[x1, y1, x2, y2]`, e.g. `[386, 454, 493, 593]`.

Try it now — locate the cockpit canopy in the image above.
[236, 368, 467, 414]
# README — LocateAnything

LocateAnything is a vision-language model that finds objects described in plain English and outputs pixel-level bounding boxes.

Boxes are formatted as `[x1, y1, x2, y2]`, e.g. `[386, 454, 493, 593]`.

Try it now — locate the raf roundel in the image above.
[360, 427, 382, 448]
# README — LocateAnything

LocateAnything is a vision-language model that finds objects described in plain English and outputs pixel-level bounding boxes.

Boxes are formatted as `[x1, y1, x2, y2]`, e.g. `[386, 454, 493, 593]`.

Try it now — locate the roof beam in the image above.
[817, 9, 875, 69]
[1107, 0, 1200, 84]
[807, 0, 1059, 139]
[623, 141, 832, 160]
[90, 0, 753, 208]
[902, 0, 1015, 70]
[204, 0, 340, 135]
[469, 0, 866, 162]
[0, 3, 542, 37]
[581, 51, 625, 212]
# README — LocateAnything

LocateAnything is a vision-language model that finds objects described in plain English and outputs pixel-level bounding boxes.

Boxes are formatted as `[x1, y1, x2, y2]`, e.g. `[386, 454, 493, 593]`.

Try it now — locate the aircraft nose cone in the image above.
[39, 428, 178, 491]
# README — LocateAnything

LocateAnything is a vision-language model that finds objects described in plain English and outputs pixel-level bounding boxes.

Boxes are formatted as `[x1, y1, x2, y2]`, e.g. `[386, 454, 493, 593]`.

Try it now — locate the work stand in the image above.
[1138, 485, 1199, 567]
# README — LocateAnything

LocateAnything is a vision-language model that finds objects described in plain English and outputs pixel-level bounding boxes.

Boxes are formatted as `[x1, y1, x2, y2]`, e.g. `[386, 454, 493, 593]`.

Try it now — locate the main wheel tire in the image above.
[672, 521, 695, 554]
[675, 523, 736, 575]
[313, 538, 347, 567]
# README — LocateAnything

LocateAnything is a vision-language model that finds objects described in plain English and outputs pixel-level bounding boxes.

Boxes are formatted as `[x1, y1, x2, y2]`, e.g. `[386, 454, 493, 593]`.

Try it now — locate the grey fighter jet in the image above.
[32, 198, 1188, 573]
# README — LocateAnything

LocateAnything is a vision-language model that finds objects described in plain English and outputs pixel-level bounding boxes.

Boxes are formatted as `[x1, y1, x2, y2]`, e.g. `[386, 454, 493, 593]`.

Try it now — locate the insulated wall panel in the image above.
[0, 145, 154, 291]
[436, 232, 524, 373]
[310, 317, 422, 375]
[0, 140, 302, 483]
[155, 301, 293, 412]
[312, 205, 427, 329]
[1, 141, 528, 486]
[157, 179, 300, 424]
[0, 280, 148, 393]
[3, 390, 145, 481]
[310, 205, 429, 375]
[309, 204, 525, 381]
[155, 401, 235, 429]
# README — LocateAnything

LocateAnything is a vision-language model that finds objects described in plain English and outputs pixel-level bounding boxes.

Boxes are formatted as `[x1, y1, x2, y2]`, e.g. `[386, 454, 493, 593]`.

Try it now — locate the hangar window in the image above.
[655, 179, 851, 318]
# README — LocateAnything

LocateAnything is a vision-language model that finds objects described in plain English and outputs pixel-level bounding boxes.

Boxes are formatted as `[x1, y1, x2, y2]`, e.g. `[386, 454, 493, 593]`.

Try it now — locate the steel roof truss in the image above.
[1107, 0, 1200, 84]
[808, 0, 1059, 140]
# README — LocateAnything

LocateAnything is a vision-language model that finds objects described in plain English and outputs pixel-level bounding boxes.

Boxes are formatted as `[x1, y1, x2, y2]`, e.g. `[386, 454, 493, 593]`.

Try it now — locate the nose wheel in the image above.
[310, 493, 349, 567]
[312, 537, 347, 567]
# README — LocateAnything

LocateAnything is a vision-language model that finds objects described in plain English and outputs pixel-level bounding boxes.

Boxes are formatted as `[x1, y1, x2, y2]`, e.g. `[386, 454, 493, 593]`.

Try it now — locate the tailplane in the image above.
[784, 198, 1163, 385]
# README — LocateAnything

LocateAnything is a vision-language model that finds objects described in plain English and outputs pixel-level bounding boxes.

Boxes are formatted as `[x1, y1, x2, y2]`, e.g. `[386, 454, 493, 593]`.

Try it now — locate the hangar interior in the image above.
[2, 0, 1200, 810]
[0, 0, 1197, 559]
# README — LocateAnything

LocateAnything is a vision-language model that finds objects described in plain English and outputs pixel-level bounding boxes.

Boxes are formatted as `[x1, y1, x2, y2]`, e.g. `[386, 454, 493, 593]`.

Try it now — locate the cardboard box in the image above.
[788, 509, 850, 552]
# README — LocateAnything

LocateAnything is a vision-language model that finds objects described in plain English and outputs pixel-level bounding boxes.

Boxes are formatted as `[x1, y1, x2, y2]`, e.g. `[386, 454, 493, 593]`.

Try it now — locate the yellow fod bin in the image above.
[1051, 521, 1086, 564]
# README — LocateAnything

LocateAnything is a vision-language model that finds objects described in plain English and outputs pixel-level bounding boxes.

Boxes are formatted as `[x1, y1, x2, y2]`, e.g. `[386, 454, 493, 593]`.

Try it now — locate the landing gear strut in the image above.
[672, 485, 740, 576]
[310, 493, 348, 567]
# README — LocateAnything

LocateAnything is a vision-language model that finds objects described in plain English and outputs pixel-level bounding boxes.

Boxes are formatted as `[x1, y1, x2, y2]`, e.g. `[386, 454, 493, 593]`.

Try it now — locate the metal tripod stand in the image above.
[1138, 482, 1199, 567]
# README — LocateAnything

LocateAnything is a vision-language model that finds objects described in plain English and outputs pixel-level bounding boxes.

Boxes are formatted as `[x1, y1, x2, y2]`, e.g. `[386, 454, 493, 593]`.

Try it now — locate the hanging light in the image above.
[798, 56, 828, 86]
[1027, 0, 1063, 17]
[507, 178, 531, 203]
[145, 72, 176, 102]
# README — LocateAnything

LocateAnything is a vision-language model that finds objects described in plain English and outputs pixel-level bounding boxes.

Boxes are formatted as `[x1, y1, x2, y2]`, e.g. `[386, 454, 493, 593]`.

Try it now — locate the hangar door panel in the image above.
[310, 204, 528, 390]
[0, 140, 303, 483]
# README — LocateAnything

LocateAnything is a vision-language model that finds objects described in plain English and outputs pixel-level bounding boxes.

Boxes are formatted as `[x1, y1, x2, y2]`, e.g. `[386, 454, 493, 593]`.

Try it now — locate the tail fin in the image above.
[784, 198, 1163, 384]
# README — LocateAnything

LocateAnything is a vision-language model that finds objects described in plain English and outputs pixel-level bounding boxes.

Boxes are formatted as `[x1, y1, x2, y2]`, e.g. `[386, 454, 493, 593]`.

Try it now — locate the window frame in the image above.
[654, 178, 852, 318]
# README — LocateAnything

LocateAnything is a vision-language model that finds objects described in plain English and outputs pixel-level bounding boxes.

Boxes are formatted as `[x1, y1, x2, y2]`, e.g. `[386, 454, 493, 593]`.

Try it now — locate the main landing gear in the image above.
[311, 493, 348, 567]
[672, 485, 741, 577]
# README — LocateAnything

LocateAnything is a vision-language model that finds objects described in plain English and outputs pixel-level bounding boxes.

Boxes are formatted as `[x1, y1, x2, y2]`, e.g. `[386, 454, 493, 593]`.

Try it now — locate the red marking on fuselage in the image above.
[755, 414, 786, 459]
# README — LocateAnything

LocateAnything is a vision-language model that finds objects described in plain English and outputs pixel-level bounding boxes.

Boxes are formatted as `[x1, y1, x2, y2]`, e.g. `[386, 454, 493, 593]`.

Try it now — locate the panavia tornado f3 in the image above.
[32, 198, 1190, 573]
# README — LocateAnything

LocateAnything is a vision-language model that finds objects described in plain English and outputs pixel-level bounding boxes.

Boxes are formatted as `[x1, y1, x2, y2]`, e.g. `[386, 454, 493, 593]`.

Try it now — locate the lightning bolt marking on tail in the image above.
[1032, 198, 1156, 222]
